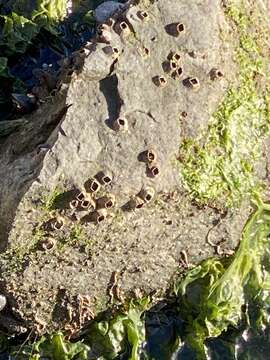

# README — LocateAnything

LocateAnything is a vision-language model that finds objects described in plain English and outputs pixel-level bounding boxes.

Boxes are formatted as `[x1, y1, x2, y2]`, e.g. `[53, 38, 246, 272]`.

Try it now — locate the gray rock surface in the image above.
[0, 0, 252, 332]
[94, 1, 125, 22]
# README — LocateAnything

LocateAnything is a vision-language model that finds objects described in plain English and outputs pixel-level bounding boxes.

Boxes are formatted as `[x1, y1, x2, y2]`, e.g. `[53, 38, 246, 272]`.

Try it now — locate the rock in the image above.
[0, 0, 252, 332]
[94, 1, 125, 23]
[0, 294, 6, 311]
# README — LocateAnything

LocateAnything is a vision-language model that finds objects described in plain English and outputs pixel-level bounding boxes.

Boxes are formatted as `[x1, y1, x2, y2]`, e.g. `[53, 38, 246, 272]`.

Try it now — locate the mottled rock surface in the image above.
[0, 0, 252, 332]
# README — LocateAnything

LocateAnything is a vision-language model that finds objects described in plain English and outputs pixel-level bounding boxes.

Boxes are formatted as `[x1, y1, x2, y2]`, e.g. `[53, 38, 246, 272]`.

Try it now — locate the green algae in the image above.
[179, 2, 270, 207]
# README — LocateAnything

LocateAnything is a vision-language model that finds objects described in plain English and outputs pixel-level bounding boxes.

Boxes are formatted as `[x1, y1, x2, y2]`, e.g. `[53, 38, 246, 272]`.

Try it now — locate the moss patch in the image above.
[179, 2, 270, 207]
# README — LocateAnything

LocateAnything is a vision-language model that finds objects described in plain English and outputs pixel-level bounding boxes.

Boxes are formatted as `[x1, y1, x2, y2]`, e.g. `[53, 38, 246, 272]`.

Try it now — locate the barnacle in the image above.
[171, 66, 183, 79]
[129, 196, 145, 209]
[96, 171, 113, 185]
[152, 76, 167, 88]
[113, 117, 128, 132]
[97, 194, 116, 209]
[91, 209, 107, 223]
[210, 68, 224, 80]
[138, 186, 155, 203]
[137, 10, 149, 21]
[165, 22, 186, 37]
[84, 178, 101, 193]
[141, 149, 157, 163]
[147, 164, 160, 177]
[184, 77, 200, 91]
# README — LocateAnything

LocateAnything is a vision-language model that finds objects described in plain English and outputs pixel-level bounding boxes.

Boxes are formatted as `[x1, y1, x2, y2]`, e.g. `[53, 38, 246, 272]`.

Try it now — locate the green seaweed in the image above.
[9, 298, 150, 360]
[0, 12, 39, 55]
[179, 2, 270, 207]
[174, 195, 270, 358]
[86, 297, 150, 359]
[11, 333, 90, 360]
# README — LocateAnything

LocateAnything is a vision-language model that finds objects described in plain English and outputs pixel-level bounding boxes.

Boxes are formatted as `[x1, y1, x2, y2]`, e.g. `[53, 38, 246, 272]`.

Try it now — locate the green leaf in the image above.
[175, 196, 270, 358]
[0, 12, 39, 54]
[87, 298, 150, 359]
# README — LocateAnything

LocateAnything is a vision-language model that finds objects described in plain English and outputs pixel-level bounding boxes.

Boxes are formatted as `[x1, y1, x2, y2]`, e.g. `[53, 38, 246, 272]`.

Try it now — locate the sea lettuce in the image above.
[11, 333, 90, 360]
[0, 12, 39, 54]
[175, 196, 270, 358]
[86, 297, 149, 359]
[32, 0, 67, 29]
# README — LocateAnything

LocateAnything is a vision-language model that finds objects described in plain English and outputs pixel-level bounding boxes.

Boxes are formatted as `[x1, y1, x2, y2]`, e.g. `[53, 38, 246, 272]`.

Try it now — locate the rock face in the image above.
[0, 0, 246, 332]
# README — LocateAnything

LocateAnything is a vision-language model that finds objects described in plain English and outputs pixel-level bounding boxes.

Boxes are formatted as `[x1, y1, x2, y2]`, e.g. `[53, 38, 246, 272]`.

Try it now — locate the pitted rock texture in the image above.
[0, 0, 244, 332]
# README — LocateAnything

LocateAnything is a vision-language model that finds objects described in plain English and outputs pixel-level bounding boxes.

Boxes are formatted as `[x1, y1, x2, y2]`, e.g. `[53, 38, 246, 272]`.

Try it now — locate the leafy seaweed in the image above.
[11, 332, 90, 360]
[0, 12, 39, 55]
[86, 298, 150, 359]
[174, 195, 270, 358]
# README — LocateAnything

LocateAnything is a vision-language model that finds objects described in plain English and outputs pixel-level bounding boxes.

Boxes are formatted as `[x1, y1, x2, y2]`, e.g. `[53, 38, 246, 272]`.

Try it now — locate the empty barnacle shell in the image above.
[137, 10, 149, 21]
[70, 199, 80, 210]
[96, 171, 113, 185]
[141, 149, 157, 163]
[170, 60, 178, 70]
[76, 192, 85, 202]
[210, 68, 224, 80]
[84, 178, 101, 193]
[102, 45, 120, 59]
[147, 164, 160, 178]
[97, 194, 116, 209]
[138, 186, 155, 203]
[51, 216, 65, 230]
[152, 76, 167, 88]
[112, 117, 128, 132]
[91, 209, 108, 223]
[184, 77, 200, 91]
[129, 196, 145, 210]
[40, 237, 56, 251]
[165, 22, 186, 37]
[115, 21, 131, 36]
[162, 60, 178, 73]
[169, 52, 181, 63]
[81, 197, 96, 210]
[171, 66, 183, 79]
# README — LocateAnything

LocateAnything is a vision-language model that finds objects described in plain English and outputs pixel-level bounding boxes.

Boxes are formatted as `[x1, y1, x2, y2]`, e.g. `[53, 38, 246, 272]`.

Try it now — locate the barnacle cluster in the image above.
[46, 3, 227, 234]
